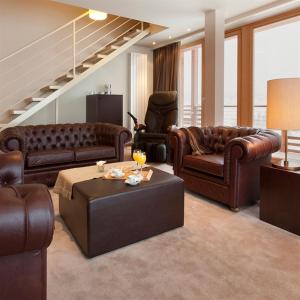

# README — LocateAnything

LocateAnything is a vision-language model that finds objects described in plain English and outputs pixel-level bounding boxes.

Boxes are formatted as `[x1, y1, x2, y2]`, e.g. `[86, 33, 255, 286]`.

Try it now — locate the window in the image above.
[180, 45, 202, 127]
[253, 17, 300, 128]
[224, 35, 238, 126]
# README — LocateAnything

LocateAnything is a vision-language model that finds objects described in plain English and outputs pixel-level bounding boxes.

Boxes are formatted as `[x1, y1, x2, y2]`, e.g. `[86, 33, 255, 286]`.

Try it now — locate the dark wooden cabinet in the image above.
[86, 94, 123, 126]
[260, 165, 300, 235]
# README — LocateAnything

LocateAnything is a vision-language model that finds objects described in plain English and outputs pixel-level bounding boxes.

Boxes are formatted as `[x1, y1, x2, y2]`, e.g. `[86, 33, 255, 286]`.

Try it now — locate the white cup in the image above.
[97, 164, 105, 172]
[96, 161, 106, 172]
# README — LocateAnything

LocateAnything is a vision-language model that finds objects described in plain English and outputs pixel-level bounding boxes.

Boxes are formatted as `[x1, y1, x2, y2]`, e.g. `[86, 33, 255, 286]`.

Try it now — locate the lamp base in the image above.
[272, 159, 300, 171]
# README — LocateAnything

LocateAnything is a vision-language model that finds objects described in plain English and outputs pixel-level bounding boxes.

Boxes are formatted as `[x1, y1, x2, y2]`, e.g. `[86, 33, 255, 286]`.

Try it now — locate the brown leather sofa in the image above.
[0, 122, 132, 186]
[0, 151, 54, 300]
[169, 126, 281, 211]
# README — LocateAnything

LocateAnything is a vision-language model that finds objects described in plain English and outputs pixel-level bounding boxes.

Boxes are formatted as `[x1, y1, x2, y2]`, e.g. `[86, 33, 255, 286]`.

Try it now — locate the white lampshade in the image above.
[88, 9, 107, 21]
[267, 78, 300, 130]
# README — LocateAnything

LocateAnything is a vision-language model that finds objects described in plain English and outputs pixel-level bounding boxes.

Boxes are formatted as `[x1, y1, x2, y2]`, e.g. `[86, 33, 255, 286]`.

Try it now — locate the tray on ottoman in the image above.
[59, 167, 184, 258]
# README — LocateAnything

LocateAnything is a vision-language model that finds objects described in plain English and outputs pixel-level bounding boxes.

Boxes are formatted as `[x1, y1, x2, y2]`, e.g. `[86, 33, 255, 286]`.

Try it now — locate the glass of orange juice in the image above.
[132, 149, 140, 169]
[136, 151, 146, 175]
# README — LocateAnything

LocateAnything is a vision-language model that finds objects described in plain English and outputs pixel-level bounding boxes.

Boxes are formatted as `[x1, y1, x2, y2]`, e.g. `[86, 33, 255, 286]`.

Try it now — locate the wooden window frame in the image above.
[180, 7, 300, 127]
[231, 7, 300, 126]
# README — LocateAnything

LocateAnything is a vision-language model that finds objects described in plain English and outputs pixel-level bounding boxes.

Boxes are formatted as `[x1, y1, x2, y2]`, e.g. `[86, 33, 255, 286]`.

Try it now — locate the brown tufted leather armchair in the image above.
[169, 126, 281, 211]
[0, 151, 54, 300]
[131, 92, 178, 162]
[0, 122, 132, 186]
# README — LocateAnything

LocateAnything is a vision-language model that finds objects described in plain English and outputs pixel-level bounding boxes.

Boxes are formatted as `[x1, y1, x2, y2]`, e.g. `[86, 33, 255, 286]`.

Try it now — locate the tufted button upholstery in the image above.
[0, 123, 132, 186]
[169, 126, 281, 210]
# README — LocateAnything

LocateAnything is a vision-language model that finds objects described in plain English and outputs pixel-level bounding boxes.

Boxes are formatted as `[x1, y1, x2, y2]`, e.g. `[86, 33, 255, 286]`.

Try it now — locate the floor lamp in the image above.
[267, 78, 300, 171]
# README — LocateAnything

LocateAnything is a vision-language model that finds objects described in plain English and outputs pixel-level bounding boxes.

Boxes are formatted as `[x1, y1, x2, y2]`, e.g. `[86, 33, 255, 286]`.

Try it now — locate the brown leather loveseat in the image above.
[0, 151, 54, 300]
[0, 122, 131, 186]
[169, 126, 281, 211]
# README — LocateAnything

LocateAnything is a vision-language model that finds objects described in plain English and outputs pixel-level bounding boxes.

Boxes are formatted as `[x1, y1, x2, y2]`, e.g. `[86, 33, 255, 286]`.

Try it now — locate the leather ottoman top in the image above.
[73, 167, 183, 202]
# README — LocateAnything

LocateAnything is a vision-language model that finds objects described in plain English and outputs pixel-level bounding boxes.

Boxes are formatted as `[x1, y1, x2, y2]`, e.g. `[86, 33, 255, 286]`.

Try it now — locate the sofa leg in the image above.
[230, 207, 240, 212]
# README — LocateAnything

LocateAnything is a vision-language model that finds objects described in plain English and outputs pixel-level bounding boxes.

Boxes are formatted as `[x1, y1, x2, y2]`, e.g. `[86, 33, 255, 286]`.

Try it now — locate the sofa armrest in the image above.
[134, 124, 146, 132]
[224, 130, 281, 162]
[169, 128, 190, 175]
[0, 127, 24, 153]
[223, 130, 281, 184]
[96, 123, 132, 161]
[0, 184, 54, 256]
[0, 151, 24, 186]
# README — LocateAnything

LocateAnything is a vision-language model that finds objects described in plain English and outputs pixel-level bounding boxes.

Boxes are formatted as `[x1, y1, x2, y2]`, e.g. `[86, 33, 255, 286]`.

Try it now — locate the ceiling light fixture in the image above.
[89, 9, 108, 21]
[187, 28, 191, 32]
[152, 41, 156, 45]
[168, 35, 172, 39]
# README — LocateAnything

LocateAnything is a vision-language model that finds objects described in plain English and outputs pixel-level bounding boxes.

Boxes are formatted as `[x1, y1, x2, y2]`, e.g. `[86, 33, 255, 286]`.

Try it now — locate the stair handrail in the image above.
[0, 17, 132, 96]
[0, 11, 89, 63]
[76, 16, 121, 45]
[0, 9, 147, 123]
[0, 23, 147, 120]
[77, 19, 133, 56]
[78, 21, 141, 57]
[0, 15, 122, 79]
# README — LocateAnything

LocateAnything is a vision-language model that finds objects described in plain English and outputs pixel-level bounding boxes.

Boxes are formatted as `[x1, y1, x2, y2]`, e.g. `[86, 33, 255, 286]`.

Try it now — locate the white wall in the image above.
[22, 45, 153, 128]
[0, 0, 84, 58]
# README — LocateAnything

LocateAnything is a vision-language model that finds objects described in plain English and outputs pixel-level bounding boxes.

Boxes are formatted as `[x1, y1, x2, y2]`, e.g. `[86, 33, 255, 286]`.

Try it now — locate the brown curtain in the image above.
[153, 42, 180, 92]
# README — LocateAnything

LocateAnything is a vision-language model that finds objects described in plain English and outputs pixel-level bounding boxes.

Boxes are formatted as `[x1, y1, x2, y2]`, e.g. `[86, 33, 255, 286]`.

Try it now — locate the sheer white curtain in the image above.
[130, 52, 148, 132]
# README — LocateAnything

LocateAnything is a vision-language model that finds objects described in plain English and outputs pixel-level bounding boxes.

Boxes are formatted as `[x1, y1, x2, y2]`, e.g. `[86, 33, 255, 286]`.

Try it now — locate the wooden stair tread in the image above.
[114, 36, 131, 46]
[40, 85, 61, 92]
[24, 97, 45, 103]
[71, 63, 93, 73]
[55, 74, 74, 82]
[127, 28, 142, 38]
[83, 54, 107, 64]
[98, 45, 119, 55]
[11, 110, 26, 115]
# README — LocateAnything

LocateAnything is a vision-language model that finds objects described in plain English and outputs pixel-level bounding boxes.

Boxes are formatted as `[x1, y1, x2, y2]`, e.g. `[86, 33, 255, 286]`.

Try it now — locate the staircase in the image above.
[0, 12, 149, 131]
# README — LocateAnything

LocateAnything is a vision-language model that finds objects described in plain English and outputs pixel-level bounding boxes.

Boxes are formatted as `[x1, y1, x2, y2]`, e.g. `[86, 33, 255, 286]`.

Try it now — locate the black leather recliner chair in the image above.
[129, 91, 178, 162]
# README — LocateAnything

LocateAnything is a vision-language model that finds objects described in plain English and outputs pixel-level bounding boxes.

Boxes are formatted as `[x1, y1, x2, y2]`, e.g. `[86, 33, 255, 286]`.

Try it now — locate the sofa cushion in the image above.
[27, 149, 74, 167]
[74, 146, 116, 162]
[183, 154, 224, 177]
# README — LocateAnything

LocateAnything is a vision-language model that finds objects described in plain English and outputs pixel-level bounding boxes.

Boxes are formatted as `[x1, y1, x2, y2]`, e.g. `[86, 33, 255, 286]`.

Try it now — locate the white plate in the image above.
[125, 179, 140, 186]
[110, 172, 125, 178]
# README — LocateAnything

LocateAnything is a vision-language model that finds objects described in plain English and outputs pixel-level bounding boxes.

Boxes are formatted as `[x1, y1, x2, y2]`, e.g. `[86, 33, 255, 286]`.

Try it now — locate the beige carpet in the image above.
[48, 163, 300, 300]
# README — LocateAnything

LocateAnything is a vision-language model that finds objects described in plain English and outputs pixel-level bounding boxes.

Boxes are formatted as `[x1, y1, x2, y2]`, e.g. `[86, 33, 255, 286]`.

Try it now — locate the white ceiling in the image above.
[54, 0, 300, 47]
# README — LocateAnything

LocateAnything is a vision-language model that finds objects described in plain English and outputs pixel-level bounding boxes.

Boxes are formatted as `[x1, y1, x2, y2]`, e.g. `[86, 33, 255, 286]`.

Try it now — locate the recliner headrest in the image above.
[149, 91, 177, 106]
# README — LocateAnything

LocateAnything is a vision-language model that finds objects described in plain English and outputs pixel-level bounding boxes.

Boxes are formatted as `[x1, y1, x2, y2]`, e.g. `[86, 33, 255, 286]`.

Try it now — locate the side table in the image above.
[260, 165, 300, 235]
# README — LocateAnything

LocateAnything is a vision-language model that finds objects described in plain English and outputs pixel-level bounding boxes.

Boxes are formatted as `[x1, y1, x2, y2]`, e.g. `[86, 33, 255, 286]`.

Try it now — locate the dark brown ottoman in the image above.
[59, 168, 184, 258]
